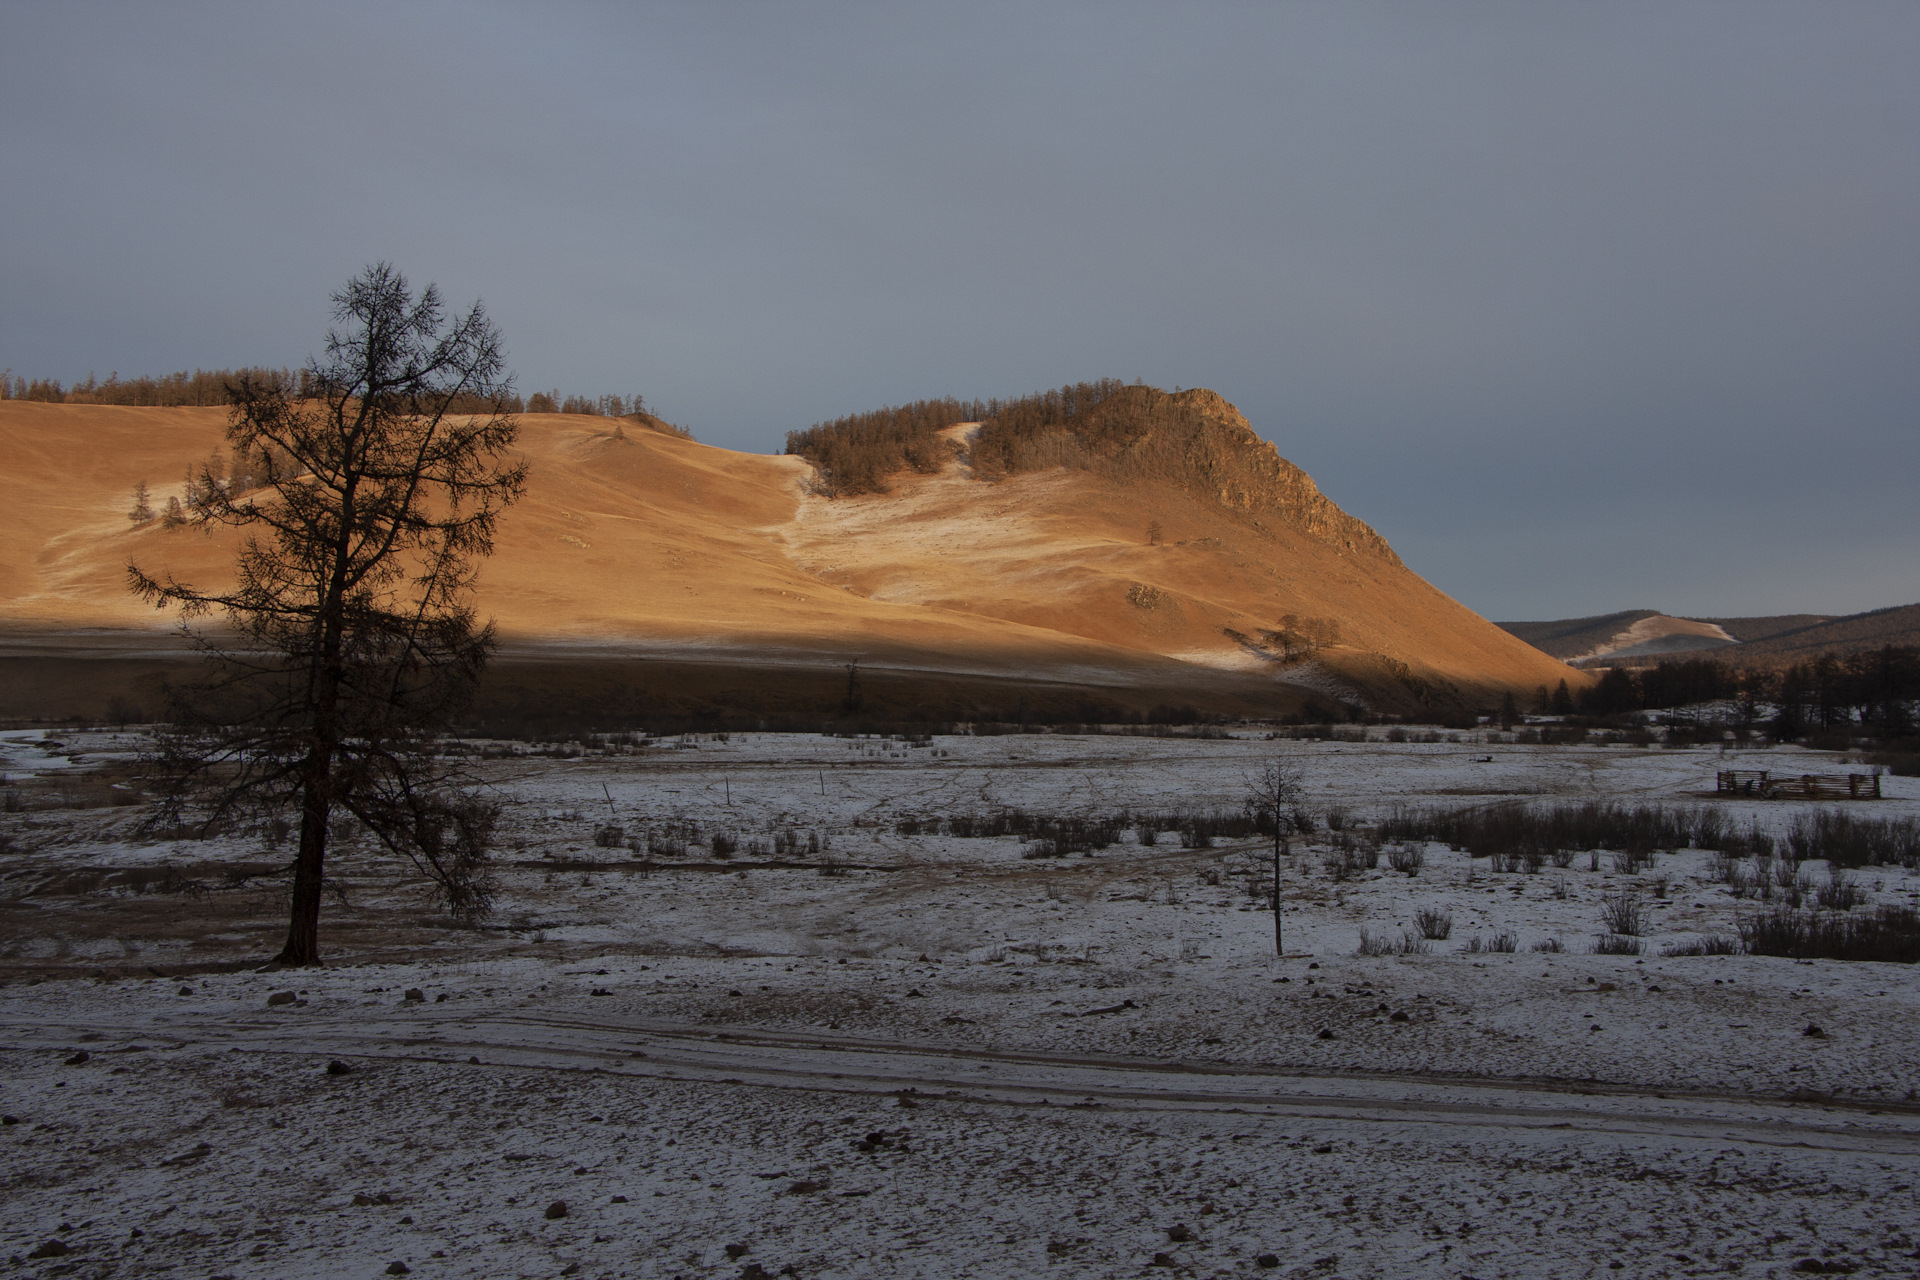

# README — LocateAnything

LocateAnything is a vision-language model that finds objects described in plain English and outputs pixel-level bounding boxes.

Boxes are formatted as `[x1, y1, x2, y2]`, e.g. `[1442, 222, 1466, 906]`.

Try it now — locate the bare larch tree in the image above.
[1243, 758, 1306, 955]
[130, 263, 527, 966]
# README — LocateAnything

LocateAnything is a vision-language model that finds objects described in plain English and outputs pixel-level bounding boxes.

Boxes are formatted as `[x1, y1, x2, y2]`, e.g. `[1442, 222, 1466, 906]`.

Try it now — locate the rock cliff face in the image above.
[1150, 388, 1401, 564]
[968, 385, 1399, 564]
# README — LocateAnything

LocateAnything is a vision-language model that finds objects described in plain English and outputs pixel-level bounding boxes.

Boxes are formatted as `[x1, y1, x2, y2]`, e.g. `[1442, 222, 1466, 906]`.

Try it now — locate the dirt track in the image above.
[9, 1005, 1920, 1158]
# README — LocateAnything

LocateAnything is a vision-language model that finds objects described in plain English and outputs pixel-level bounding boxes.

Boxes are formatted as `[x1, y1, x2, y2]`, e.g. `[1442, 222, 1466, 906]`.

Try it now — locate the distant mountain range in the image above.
[1498, 604, 1920, 666]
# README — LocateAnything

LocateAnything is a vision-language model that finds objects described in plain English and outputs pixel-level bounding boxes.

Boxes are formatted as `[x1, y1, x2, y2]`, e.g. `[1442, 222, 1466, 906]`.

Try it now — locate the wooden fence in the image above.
[1716, 770, 1882, 800]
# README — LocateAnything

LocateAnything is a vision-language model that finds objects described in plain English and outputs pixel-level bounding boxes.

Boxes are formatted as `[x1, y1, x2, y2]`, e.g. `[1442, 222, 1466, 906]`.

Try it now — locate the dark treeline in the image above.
[783, 397, 990, 495]
[783, 380, 1140, 495]
[1770, 647, 1920, 737]
[967, 378, 1173, 479]
[1542, 647, 1920, 739]
[2, 368, 663, 424]
[523, 390, 650, 418]
[2, 367, 296, 407]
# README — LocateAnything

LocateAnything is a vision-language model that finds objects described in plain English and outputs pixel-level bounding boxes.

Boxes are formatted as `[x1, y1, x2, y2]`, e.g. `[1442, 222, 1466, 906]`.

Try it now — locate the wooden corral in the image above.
[1716, 770, 1882, 800]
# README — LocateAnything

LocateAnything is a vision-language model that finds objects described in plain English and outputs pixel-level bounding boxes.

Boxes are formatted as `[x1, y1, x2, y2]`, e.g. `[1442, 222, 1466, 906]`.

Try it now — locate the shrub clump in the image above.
[1372, 801, 1854, 872]
[1599, 891, 1643, 937]
[1661, 935, 1742, 957]
[1738, 905, 1920, 963]
[1784, 811, 1920, 870]
[1357, 927, 1430, 957]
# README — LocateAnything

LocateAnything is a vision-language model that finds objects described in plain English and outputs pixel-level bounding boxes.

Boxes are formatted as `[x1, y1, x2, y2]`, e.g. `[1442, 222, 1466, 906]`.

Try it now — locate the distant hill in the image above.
[0, 390, 1581, 722]
[1499, 604, 1919, 667]
[1703, 604, 1920, 662]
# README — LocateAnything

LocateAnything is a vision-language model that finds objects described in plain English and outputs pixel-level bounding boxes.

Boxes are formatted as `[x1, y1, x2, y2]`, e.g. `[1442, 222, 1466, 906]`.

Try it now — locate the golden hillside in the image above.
[0, 395, 1579, 720]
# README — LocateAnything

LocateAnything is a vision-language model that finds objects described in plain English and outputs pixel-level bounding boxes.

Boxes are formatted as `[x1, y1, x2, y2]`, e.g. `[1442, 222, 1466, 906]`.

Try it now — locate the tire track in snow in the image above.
[8, 1008, 1919, 1158]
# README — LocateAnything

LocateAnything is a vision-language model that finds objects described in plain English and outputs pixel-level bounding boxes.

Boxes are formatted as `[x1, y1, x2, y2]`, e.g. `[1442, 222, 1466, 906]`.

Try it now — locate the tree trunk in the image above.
[276, 745, 333, 965]
[1272, 834, 1284, 956]
[276, 465, 356, 966]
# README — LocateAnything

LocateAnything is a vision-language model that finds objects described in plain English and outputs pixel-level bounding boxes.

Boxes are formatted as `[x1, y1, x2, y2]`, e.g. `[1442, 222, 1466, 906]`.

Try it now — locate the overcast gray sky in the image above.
[4, 2, 1916, 622]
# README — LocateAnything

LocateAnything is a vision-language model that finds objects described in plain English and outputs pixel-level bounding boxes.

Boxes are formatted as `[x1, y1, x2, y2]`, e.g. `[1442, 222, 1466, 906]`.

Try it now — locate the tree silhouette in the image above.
[129, 264, 527, 965]
[1243, 759, 1306, 956]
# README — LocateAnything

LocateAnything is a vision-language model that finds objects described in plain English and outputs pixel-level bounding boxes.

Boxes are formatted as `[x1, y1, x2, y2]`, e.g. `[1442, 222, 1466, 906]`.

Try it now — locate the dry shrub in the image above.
[1739, 906, 1920, 963]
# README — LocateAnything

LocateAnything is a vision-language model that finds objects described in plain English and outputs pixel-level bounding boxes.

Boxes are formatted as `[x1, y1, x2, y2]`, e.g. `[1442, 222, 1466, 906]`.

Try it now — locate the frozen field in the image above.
[3, 726, 1918, 1279]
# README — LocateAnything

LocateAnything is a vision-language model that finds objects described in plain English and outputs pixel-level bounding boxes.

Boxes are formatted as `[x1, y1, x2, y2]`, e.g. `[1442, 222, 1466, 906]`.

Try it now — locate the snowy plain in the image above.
[2, 726, 1918, 1279]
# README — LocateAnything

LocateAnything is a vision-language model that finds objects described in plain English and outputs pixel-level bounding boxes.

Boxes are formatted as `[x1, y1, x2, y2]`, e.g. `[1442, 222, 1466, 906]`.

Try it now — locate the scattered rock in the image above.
[726, 1243, 751, 1259]
[435, 992, 450, 1003]
[786, 1180, 823, 1195]
[545, 1200, 568, 1220]
[177, 985, 193, 996]
[896, 1095, 918, 1109]
[1803, 1024, 1828, 1039]
[1316, 1028, 1334, 1040]
[64, 1050, 90, 1066]
[1, 1115, 17, 1125]
[1047, 1242, 1072, 1255]
[1596, 982, 1617, 992]
[266, 991, 297, 1006]
[905, 988, 924, 998]
[386, 1263, 411, 1275]
[352, 1192, 393, 1206]
[1151, 1252, 1175, 1267]
[1312, 1144, 1334, 1155]
[1256, 1254, 1281, 1269]
[729, 989, 744, 997]
[27, 1240, 71, 1259]
[740, 1266, 772, 1280]
[1166, 1223, 1195, 1242]
[1308, 962, 1319, 969]
[159, 1141, 213, 1166]
[404, 988, 426, 1003]
[610, 1195, 628, 1204]
[326, 1060, 352, 1076]
[560, 1265, 581, 1276]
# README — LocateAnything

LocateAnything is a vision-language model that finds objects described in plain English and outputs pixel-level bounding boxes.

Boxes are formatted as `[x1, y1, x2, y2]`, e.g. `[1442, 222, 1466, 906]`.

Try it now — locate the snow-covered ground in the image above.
[3, 727, 1918, 1278]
